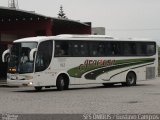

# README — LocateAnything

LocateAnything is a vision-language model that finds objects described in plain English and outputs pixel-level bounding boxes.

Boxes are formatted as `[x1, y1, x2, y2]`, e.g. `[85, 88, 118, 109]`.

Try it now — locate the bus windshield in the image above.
[8, 42, 38, 74]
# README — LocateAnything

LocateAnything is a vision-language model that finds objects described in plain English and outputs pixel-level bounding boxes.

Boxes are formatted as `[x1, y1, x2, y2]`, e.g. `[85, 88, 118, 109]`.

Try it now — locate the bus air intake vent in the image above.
[146, 67, 155, 79]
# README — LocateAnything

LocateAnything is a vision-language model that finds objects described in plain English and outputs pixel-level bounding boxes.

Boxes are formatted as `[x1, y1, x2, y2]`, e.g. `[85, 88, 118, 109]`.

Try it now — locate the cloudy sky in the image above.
[1, 0, 160, 45]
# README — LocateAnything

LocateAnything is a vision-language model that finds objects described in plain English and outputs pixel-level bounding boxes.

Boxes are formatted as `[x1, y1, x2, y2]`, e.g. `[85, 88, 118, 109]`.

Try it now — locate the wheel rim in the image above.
[61, 78, 65, 87]
[126, 73, 136, 85]
[127, 74, 135, 84]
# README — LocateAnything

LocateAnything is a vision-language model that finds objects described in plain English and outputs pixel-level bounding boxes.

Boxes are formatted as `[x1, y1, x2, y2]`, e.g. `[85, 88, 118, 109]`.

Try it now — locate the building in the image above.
[0, 6, 91, 80]
[92, 27, 105, 35]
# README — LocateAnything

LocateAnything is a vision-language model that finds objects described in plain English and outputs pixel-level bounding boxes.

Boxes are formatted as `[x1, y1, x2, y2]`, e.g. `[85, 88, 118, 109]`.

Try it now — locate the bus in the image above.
[2, 34, 158, 91]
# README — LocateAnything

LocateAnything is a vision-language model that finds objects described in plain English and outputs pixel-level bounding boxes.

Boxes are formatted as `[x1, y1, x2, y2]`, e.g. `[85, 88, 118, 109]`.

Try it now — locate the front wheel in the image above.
[56, 75, 69, 91]
[125, 72, 136, 86]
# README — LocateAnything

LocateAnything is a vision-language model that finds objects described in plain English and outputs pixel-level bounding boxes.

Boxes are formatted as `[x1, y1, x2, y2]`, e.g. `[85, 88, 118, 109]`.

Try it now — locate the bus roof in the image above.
[13, 34, 155, 43]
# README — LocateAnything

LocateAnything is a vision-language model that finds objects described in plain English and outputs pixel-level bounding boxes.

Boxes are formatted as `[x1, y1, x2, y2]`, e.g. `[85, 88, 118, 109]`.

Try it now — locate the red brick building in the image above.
[0, 6, 91, 79]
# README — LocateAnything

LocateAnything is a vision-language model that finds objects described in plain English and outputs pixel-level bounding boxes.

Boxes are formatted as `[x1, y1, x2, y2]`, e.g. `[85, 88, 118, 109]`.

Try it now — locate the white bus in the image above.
[2, 35, 158, 91]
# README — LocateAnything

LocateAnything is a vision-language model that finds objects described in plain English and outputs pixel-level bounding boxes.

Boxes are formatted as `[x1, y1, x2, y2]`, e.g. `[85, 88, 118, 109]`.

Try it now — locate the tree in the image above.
[58, 5, 68, 19]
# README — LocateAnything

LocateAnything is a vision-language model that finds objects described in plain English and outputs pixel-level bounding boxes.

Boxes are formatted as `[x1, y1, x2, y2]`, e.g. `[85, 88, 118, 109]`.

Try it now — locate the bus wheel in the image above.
[56, 75, 69, 91]
[125, 72, 136, 86]
[35, 87, 42, 91]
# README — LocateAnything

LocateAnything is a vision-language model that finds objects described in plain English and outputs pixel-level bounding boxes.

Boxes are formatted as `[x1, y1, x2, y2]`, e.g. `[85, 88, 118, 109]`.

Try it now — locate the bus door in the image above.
[35, 40, 53, 83]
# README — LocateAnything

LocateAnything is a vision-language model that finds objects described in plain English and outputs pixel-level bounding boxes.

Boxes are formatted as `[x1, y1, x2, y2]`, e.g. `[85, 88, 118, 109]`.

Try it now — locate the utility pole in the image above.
[8, 0, 19, 9]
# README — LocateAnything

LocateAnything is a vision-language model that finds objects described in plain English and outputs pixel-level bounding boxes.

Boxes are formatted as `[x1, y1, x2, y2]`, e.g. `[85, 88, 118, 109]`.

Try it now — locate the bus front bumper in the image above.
[7, 73, 35, 87]
[7, 79, 35, 87]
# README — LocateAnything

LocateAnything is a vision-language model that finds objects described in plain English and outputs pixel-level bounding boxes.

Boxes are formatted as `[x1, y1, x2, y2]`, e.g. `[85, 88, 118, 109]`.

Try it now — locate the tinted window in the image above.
[35, 40, 53, 72]
[109, 42, 122, 56]
[54, 40, 156, 57]
[55, 41, 71, 57]
[123, 42, 137, 56]
[71, 41, 89, 57]
[146, 43, 156, 55]
[89, 42, 105, 57]
[136, 43, 147, 55]
[55, 41, 89, 57]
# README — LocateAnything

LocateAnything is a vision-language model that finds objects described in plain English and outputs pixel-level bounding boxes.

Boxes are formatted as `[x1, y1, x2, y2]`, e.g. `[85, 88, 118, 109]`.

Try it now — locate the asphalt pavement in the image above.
[0, 78, 160, 114]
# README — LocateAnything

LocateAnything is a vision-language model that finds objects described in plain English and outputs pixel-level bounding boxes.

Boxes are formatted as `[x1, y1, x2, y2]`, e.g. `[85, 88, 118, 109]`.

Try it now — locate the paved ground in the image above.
[0, 78, 160, 114]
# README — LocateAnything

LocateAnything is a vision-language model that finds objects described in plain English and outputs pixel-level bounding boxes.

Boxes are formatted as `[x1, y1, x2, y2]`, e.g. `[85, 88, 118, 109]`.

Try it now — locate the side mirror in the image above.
[29, 48, 37, 61]
[2, 49, 10, 62]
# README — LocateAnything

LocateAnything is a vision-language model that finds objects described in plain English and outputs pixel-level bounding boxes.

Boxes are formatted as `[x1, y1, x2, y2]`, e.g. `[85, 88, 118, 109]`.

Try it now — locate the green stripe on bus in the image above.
[67, 58, 155, 79]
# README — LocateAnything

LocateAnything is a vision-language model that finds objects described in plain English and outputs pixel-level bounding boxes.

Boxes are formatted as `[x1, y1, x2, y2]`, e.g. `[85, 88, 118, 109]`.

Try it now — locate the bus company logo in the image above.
[79, 59, 115, 70]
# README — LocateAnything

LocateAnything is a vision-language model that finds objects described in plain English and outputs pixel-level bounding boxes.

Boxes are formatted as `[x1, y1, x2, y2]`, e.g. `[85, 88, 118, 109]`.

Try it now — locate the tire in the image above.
[35, 87, 42, 91]
[125, 72, 136, 86]
[56, 75, 69, 91]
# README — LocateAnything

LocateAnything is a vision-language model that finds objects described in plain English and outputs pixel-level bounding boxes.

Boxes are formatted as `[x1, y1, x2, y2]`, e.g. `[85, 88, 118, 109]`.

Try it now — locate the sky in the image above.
[1, 0, 160, 45]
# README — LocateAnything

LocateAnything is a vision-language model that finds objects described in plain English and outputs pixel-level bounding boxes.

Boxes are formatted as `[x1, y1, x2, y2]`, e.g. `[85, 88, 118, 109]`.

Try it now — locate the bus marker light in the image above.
[29, 82, 33, 85]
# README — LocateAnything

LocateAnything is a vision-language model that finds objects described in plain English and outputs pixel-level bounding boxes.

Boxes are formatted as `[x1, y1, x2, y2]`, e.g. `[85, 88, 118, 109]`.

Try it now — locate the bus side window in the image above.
[110, 42, 121, 56]
[136, 43, 147, 56]
[89, 42, 97, 57]
[73, 44, 79, 56]
[123, 42, 137, 56]
[146, 43, 156, 55]
[89, 42, 105, 57]
[97, 42, 105, 56]
[71, 41, 89, 57]
[55, 41, 70, 57]
[55, 44, 65, 56]
[105, 42, 112, 56]
[130, 43, 137, 55]
[80, 42, 88, 57]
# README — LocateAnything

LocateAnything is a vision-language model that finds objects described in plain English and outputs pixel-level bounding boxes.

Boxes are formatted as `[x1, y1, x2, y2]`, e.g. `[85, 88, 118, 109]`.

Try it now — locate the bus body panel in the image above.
[5, 35, 158, 89]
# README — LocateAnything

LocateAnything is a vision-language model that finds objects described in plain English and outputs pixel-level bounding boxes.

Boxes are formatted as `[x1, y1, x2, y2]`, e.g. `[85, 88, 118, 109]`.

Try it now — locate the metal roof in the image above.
[14, 34, 155, 43]
[0, 6, 89, 26]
